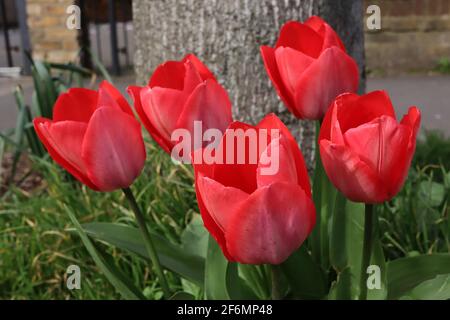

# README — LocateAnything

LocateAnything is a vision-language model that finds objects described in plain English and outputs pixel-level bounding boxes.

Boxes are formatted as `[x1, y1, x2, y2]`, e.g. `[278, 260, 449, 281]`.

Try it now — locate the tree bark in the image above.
[132, 0, 365, 169]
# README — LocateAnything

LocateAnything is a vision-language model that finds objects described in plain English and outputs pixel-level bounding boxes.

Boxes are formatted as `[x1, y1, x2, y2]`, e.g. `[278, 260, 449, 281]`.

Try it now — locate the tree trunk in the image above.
[132, 0, 365, 169]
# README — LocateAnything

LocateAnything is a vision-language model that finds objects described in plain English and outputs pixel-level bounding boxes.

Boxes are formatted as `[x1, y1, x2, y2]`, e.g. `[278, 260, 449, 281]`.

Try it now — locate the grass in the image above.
[2, 132, 449, 299]
[0, 139, 197, 299]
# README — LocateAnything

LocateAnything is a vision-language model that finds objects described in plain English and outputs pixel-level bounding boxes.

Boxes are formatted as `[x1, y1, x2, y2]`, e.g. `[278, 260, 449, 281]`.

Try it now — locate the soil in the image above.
[0, 152, 43, 196]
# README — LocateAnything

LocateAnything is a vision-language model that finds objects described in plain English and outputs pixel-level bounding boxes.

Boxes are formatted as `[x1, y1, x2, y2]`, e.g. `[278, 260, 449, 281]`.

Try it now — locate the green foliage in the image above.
[435, 57, 450, 74]
[413, 130, 450, 175]
[0, 141, 198, 299]
[378, 165, 449, 259]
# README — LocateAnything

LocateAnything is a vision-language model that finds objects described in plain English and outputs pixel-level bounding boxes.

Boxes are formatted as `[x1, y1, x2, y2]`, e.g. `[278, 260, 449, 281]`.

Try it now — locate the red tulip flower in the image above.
[193, 114, 316, 265]
[34, 81, 146, 192]
[128, 54, 233, 154]
[260, 16, 359, 120]
[319, 91, 421, 204]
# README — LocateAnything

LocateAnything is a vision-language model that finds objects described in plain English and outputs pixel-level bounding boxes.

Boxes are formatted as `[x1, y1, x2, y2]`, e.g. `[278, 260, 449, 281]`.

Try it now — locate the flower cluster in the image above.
[34, 16, 420, 266]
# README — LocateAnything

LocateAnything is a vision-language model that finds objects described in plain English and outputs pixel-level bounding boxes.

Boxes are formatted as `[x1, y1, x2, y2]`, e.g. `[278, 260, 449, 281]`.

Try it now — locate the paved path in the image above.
[1, 74, 449, 136]
[367, 75, 450, 136]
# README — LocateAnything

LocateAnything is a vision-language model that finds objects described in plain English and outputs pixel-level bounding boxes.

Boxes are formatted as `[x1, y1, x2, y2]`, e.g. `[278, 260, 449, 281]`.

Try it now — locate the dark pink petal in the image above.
[275, 47, 314, 98]
[176, 79, 233, 140]
[193, 155, 234, 261]
[260, 46, 300, 117]
[33, 118, 97, 189]
[319, 93, 357, 142]
[127, 85, 172, 153]
[256, 136, 298, 188]
[400, 106, 421, 144]
[256, 113, 312, 196]
[99, 81, 134, 116]
[304, 15, 324, 31]
[305, 16, 346, 51]
[294, 47, 359, 120]
[197, 175, 249, 231]
[226, 182, 316, 265]
[275, 21, 323, 58]
[140, 86, 185, 145]
[53, 88, 98, 123]
[336, 91, 397, 134]
[320, 140, 388, 203]
[82, 107, 146, 191]
[183, 54, 216, 81]
[212, 121, 259, 194]
[182, 59, 204, 95]
[148, 61, 186, 90]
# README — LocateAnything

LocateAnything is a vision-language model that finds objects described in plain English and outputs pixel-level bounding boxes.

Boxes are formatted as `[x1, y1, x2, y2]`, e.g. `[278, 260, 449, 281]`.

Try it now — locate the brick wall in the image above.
[26, 0, 79, 63]
[365, 0, 450, 74]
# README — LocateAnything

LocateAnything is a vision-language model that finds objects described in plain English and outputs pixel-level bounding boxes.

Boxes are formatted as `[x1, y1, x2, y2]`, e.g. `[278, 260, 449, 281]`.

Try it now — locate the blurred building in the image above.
[365, 0, 450, 74]
[0, 0, 448, 75]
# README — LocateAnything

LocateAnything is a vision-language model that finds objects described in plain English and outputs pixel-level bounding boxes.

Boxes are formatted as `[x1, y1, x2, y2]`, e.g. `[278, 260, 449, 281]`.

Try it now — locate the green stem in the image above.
[359, 204, 374, 300]
[122, 187, 171, 298]
[271, 265, 283, 300]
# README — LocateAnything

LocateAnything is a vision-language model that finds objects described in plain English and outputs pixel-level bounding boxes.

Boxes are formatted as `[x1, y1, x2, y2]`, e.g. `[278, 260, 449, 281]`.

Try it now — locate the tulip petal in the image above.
[182, 59, 204, 95]
[183, 54, 216, 81]
[275, 47, 314, 99]
[33, 118, 97, 189]
[275, 21, 323, 58]
[127, 86, 172, 153]
[294, 47, 359, 120]
[344, 115, 413, 200]
[197, 175, 249, 231]
[401, 106, 421, 144]
[320, 91, 397, 142]
[305, 16, 346, 51]
[53, 88, 98, 123]
[260, 46, 299, 117]
[176, 79, 232, 140]
[140, 86, 185, 146]
[256, 113, 311, 195]
[226, 182, 315, 265]
[212, 121, 260, 194]
[320, 140, 388, 203]
[193, 157, 234, 261]
[148, 61, 186, 90]
[99, 81, 134, 116]
[82, 107, 146, 191]
[257, 136, 298, 187]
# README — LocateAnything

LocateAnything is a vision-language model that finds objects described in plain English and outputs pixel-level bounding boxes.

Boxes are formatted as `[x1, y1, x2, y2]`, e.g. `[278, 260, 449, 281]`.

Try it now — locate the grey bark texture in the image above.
[132, 0, 365, 169]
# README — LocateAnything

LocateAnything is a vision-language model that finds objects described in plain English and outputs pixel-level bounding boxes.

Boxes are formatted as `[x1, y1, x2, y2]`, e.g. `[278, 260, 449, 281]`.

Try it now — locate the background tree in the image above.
[132, 0, 365, 168]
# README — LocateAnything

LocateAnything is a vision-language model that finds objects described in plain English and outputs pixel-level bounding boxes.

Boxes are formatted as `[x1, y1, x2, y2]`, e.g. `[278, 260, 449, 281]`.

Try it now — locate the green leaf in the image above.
[238, 264, 270, 300]
[400, 274, 450, 300]
[82, 222, 205, 285]
[310, 121, 337, 269]
[204, 235, 229, 299]
[329, 195, 365, 300]
[328, 267, 353, 300]
[0, 137, 5, 185]
[66, 208, 145, 300]
[280, 246, 327, 299]
[387, 253, 450, 299]
[181, 214, 208, 258]
[366, 237, 387, 300]
[418, 181, 445, 207]
[170, 292, 195, 300]
[226, 263, 258, 300]
[9, 103, 27, 182]
[32, 61, 58, 118]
